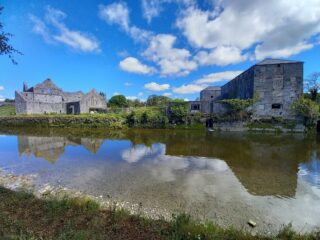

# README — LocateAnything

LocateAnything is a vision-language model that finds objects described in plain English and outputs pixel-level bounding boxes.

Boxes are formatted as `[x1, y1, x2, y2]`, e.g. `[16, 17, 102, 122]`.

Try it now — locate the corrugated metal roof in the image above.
[256, 58, 303, 65]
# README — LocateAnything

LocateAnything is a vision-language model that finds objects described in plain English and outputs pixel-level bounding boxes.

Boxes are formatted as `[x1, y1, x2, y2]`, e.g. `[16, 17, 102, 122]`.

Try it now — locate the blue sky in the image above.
[1, 0, 320, 101]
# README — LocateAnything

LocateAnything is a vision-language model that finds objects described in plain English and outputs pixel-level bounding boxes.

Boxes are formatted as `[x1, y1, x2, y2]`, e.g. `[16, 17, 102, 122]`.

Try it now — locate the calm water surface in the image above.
[0, 128, 319, 233]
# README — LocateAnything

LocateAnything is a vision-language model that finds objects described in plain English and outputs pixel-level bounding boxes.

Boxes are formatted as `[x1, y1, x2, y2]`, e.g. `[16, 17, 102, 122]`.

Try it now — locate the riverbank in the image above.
[0, 186, 319, 240]
[0, 114, 306, 133]
[0, 113, 204, 130]
[0, 105, 308, 132]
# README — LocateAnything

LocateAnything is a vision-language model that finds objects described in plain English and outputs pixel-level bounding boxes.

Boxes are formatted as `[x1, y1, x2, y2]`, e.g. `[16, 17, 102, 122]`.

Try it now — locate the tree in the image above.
[0, 6, 22, 64]
[305, 72, 320, 101]
[146, 95, 170, 106]
[108, 95, 128, 108]
[127, 99, 145, 107]
[169, 103, 188, 124]
[291, 97, 319, 126]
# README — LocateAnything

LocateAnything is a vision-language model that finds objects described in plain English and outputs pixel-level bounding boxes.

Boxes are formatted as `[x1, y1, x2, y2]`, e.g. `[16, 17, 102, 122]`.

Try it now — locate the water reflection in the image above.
[13, 129, 318, 198]
[1, 128, 320, 232]
[299, 152, 320, 188]
[18, 135, 105, 162]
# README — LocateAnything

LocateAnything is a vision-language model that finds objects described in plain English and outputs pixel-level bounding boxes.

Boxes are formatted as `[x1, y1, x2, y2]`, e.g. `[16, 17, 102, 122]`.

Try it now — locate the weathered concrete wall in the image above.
[253, 63, 303, 119]
[188, 101, 228, 114]
[221, 68, 255, 99]
[200, 89, 221, 101]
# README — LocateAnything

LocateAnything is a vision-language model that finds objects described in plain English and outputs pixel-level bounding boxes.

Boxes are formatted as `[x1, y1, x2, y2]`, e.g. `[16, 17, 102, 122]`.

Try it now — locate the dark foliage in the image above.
[0, 6, 22, 64]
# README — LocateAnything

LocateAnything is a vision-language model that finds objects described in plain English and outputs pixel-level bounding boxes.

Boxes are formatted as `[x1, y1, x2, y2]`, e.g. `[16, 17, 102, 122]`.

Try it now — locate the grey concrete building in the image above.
[189, 59, 303, 119]
[15, 79, 107, 114]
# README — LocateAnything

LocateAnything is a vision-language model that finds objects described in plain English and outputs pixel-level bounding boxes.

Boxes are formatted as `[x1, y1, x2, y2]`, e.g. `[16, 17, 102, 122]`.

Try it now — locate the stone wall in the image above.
[221, 67, 255, 99]
[80, 90, 107, 113]
[15, 92, 27, 114]
[253, 62, 303, 119]
[200, 89, 221, 101]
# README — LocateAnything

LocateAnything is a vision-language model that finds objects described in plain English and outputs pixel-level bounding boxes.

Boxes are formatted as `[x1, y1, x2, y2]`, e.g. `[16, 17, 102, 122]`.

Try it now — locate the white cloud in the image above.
[143, 34, 197, 76]
[173, 84, 205, 94]
[177, 0, 320, 60]
[163, 92, 172, 97]
[255, 42, 314, 60]
[0, 86, 4, 91]
[141, 0, 196, 23]
[113, 92, 120, 96]
[119, 57, 155, 74]
[144, 82, 170, 91]
[138, 92, 144, 96]
[98, 2, 129, 31]
[195, 46, 247, 66]
[141, 0, 163, 23]
[99, 3, 153, 42]
[30, 6, 100, 53]
[194, 70, 243, 84]
[0, 95, 4, 102]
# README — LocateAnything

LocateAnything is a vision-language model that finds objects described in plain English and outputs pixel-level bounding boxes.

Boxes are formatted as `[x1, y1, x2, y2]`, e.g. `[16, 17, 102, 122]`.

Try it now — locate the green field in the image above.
[0, 105, 15, 116]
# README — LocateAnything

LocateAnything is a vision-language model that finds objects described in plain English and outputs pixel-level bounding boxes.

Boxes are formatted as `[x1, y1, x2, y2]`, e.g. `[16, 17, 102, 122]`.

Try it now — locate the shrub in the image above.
[169, 103, 188, 124]
[291, 97, 320, 126]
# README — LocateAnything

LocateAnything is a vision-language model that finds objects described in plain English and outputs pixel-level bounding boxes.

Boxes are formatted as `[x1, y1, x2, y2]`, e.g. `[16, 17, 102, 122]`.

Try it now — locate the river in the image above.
[0, 128, 319, 234]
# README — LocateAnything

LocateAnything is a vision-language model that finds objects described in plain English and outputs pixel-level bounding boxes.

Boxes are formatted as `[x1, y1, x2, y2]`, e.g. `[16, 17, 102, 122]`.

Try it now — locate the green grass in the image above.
[0, 105, 15, 116]
[0, 186, 319, 240]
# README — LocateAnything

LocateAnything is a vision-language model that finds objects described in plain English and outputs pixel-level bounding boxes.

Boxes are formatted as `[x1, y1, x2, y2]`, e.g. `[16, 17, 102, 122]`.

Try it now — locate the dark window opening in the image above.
[191, 104, 200, 110]
[211, 96, 213, 98]
[277, 64, 281, 67]
[272, 103, 282, 109]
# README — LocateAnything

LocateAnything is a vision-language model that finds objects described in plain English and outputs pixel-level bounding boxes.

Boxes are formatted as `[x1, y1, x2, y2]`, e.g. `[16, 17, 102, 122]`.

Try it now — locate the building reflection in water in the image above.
[4, 129, 320, 231]
[18, 135, 104, 163]
[15, 130, 320, 199]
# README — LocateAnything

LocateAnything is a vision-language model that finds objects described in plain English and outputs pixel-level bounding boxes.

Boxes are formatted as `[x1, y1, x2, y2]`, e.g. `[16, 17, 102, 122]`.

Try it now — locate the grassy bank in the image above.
[0, 105, 204, 130]
[0, 187, 319, 240]
[0, 104, 15, 116]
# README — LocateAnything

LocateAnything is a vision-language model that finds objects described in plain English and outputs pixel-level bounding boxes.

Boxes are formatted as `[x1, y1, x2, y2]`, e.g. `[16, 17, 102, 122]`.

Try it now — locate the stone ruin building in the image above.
[15, 79, 107, 114]
[189, 59, 303, 119]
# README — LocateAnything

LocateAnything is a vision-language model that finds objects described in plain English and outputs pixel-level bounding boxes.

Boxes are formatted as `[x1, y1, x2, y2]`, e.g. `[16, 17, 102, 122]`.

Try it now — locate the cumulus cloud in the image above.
[163, 92, 172, 97]
[195, 46, 248, 66]
[143, 34, 197, 76]
[194, 70, 243, 84]
[119, 57, 155, 74]
[141, 0, 196, 23]
[144, 82, 170, 91]
[30, 6, 100, 52]
[141, 0, 163, 23]
[98, 2, 129, 30]
[99, 3, 152, 42]
[0, 95, 5, 102]
[0, 86, 4, 91]
[173, 70, 243, 94]
[177, 0, 320, 60]
[173, 84, 205, 94]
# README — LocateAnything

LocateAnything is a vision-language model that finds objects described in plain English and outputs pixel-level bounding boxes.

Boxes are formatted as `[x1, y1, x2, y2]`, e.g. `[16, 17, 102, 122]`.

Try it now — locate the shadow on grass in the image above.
[0, 187, 319, 240]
